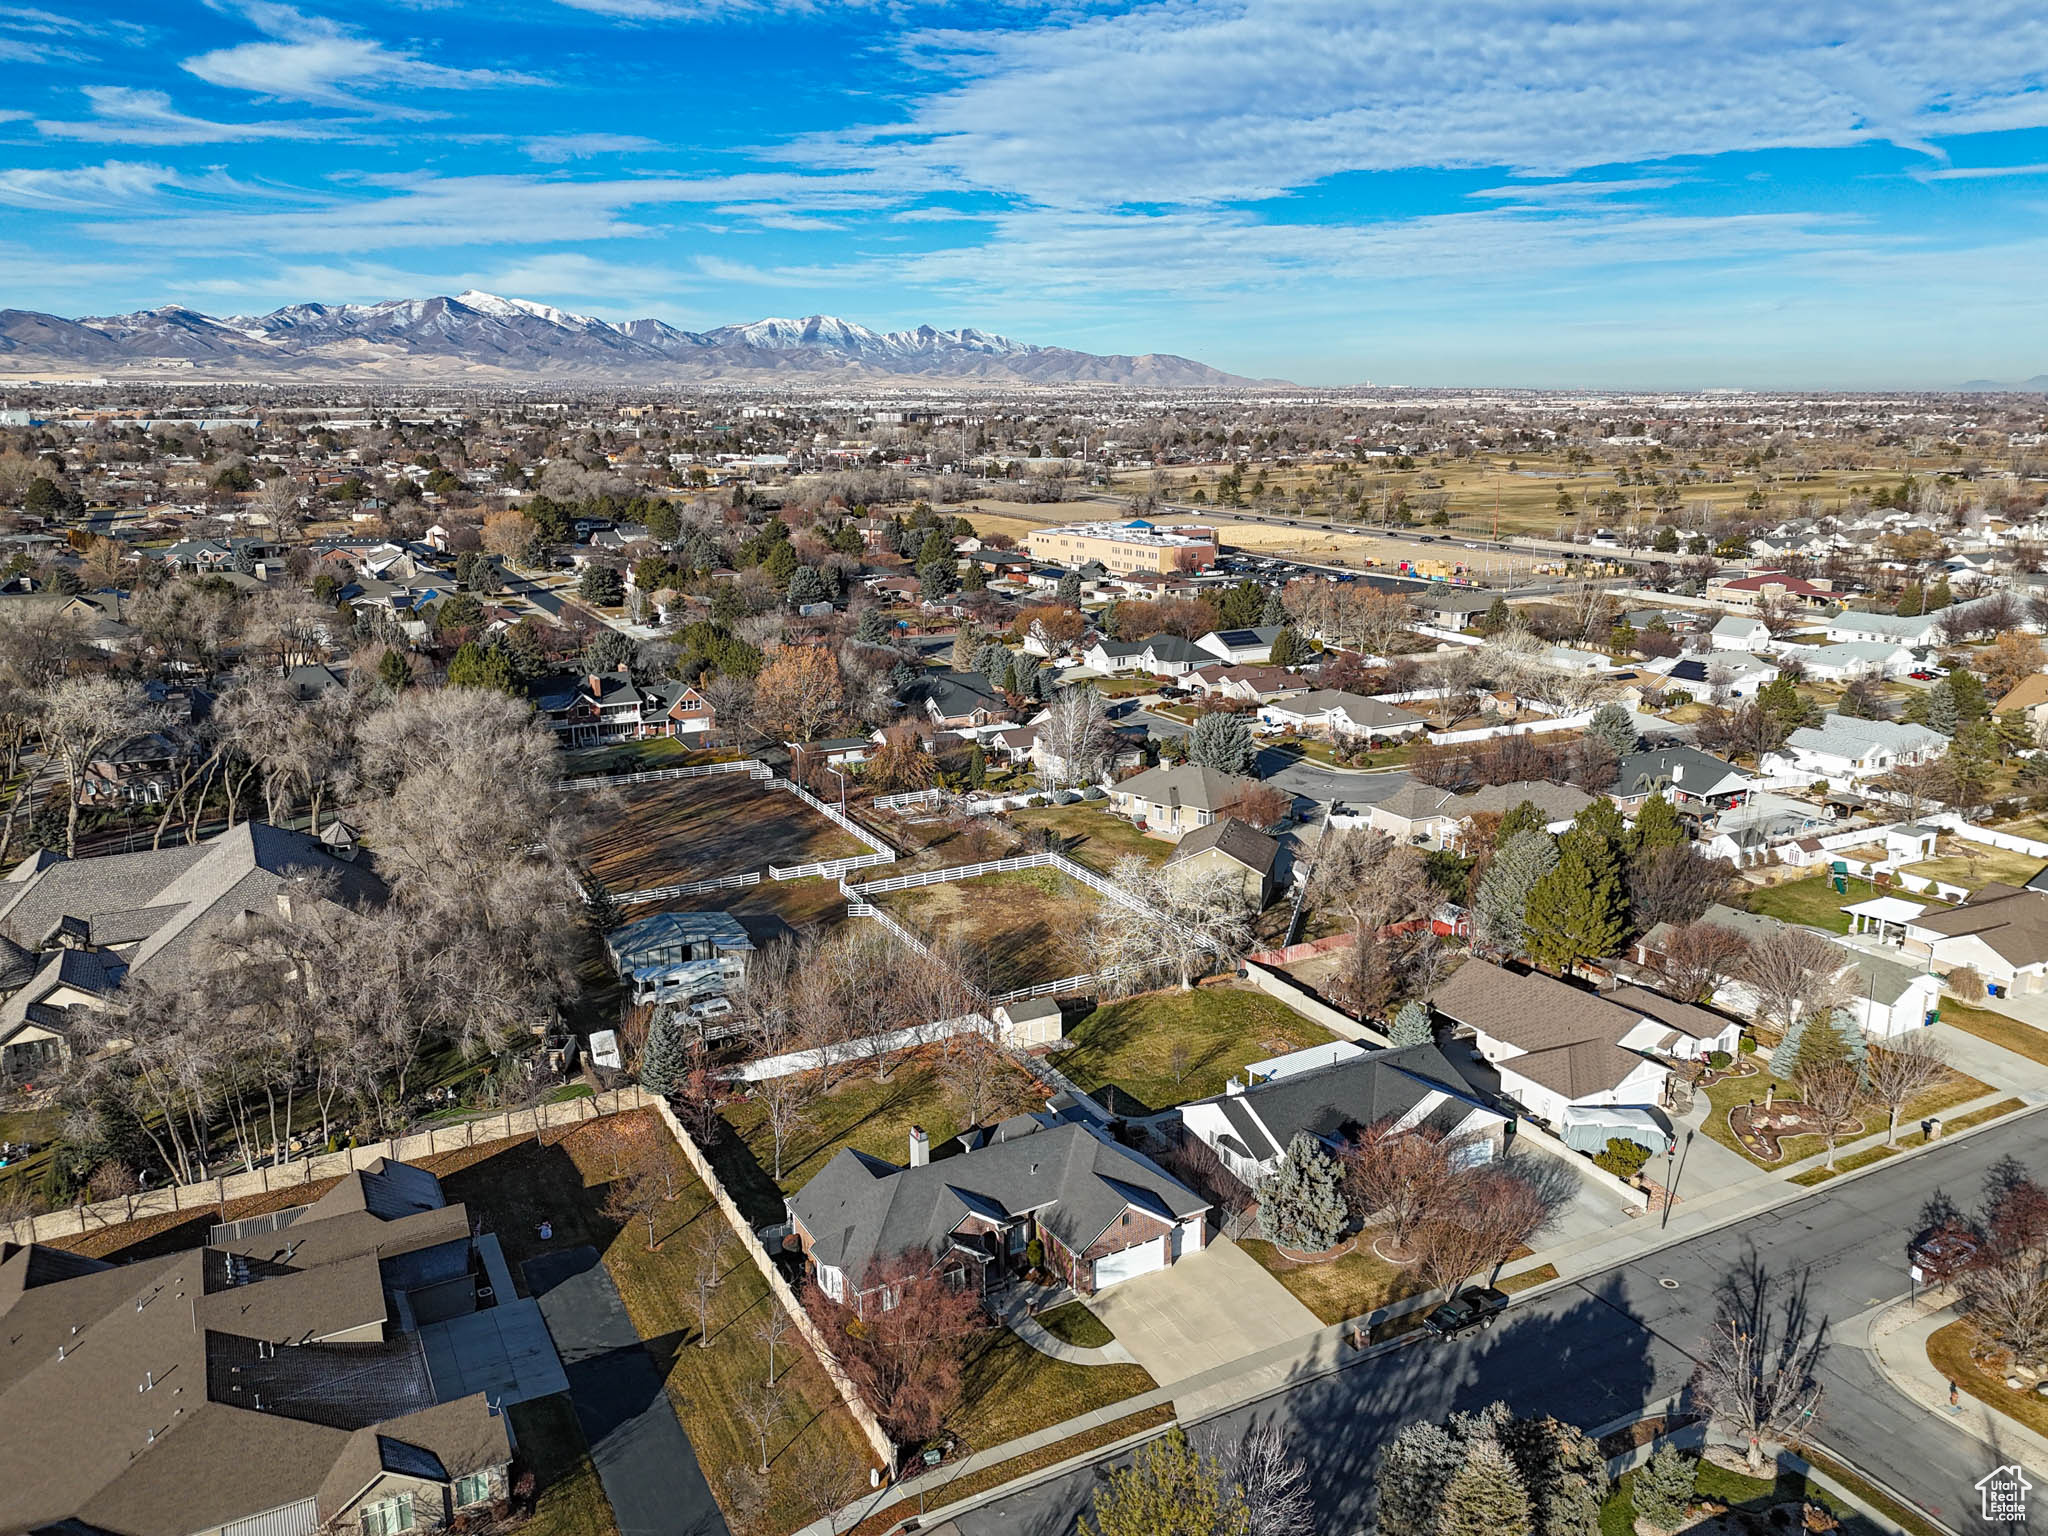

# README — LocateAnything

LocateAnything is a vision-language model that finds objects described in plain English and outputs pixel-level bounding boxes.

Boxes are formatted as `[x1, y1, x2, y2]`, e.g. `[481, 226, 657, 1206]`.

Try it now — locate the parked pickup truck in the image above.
[1422, 1286, 1509, 1339]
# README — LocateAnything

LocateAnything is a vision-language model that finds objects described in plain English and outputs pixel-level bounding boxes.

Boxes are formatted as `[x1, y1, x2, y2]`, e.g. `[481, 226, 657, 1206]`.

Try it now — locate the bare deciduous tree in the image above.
[1862, 1030, 1949, 1145]
[1691, 1257, 1827, 1474]
[1654, 919, 1750, 1003]
[1738, 927, 1851, 1036]
[690, 1220, 733, 1348]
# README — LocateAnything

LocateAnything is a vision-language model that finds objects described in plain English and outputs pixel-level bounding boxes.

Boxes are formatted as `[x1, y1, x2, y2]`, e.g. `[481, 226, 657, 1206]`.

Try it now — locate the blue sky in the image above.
[3, 1, 2047, 388]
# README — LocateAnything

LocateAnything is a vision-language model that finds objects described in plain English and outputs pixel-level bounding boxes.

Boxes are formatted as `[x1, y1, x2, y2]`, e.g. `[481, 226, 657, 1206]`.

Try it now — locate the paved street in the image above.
[949, 1109, 2048, 1536]
[1257, 751, 1413, 810]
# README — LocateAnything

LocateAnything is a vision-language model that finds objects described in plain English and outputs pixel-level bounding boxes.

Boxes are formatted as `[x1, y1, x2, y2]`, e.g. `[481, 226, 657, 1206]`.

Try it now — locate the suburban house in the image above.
[1257, 690, 1427, 741]
[1431, 960, 1672, 1126]
[1162, 817, 1281, 907]
[1361, 778, 1590, 851]
[1415, 590, 1500, 632]
[1635, 904, 1943, 1037]
[1649, 652, 1779, 699]
[1762, 714, 1947, 783]
[603, 909, 755, 1005]
[787, 1118, 1210, 1310]
[1608, 747, 1753, 816]
[1824, 608, 1942, 648]
[1782, 641, 1916, 682]
[1995, 673, 2048, 732]
[0, 1160, 565, 1536]
[1899, 884, 2048, 997]
[1712, 571, 1837, 610]
[1710, 615, 1771, 651]
[534, 669, 716, 745]
[1081, 632, 1209, 678]
[1187, 664, 1307, 704]
[899, 669, 1013, 729]
[78, 730, 190, 807]
[1178, 1040, 1509, 1186]
[1109, 764, 1256, 836]
[1195, 627, 1285, 665]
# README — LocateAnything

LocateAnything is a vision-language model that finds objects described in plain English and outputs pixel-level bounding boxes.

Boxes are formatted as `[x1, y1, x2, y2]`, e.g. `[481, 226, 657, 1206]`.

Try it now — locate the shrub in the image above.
[1592, 1138, 1651, 1179]
[1025, 1236, 1045, 1271]
[1707, 1049, 1732, 1070]
[1739, 1035, 1758, 1055]
[1632, 1444, 1699, 1530]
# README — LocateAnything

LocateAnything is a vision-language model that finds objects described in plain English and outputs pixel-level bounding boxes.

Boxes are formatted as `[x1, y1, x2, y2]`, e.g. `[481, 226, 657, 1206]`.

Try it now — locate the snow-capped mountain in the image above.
[0, 291, 1267, 386]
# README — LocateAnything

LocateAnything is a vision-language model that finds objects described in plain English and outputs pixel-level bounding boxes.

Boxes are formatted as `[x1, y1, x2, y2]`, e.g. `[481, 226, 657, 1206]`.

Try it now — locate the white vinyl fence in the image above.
[873, 787, 947, 812]
[556, 757, 769, 791]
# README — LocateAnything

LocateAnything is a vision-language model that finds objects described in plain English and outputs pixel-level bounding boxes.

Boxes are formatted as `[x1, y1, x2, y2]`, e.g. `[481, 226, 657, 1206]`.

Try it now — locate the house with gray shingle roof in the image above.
[787, 1118, 1209, 1310]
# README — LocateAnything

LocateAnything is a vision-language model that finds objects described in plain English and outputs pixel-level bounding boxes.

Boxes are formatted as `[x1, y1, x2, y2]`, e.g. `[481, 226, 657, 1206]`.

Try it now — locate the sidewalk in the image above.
[1863, 1295, 2048, 1468]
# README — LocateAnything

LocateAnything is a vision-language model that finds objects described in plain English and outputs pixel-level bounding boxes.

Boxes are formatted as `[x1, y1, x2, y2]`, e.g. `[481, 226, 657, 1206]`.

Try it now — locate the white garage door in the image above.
[1093, 1238, 1167, 1290]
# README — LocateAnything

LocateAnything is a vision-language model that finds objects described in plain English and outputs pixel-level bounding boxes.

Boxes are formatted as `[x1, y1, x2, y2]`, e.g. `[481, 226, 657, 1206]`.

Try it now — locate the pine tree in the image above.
[1270, 626, 1306, 667]
[1927, 576, 1954, 611]
[639, 1009, 693, 1097]
[1087, 1426, 1244, 1536]
[1500, 1415, 1609, 1536]
[376, 647, 411, 691]
[1945, 667, 1987, 723]
[854, 607, 888, 644]
[966, 744, 986, 788]
[1495, 800, 1547, 845]
[1261, 585, 1288, 627]
[1524, 846, 1628, 974]
[1377, 1422, 1466, 1536]
[1256, 1133, 1348, 1251]
[1921, 683, 1960, 737]
[1768, 1008, 1865, 1081]
[1438, 1438, 1532, 1536]
[1630, 1444, 1698, 1531]
[1584, 702, 1639, 756]
[961, 560, 987, 593]
[952, 625, 981, 671]
[787, 564, 832, 606]
[1472, 830, 1557, 955]
[1629, 795, 1688, 855]
[1894, 583, 1924, 617]
[1388, 1000, 1433, 1046]
[1481, 597, 1511, 634]
[1057, 571, 1083, 605]
[1187, 710, 1257, 774]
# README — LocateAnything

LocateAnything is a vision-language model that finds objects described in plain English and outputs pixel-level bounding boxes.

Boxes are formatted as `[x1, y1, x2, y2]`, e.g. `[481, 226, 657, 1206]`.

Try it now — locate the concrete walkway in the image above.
[1930, 1021, 2048, 1104]
[1086, 1237, 1323, 1388]
[1863, 1295, 2048, 1468]
[990, 1289, 1135, 1366]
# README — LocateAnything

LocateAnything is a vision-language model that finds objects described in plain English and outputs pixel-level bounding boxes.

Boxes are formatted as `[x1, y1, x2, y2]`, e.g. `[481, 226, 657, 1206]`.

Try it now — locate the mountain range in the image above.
[1959, 375, 2048, 392]
[0, 291, 1268, 387]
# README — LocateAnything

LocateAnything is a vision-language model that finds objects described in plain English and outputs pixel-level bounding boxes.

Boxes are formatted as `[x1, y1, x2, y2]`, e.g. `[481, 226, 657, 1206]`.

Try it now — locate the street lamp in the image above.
[825, 762, 847, 816]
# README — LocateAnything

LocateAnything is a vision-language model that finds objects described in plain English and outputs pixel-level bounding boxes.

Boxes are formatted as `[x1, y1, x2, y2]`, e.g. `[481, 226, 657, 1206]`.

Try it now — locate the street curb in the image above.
[853, 1419, 1176, 1536]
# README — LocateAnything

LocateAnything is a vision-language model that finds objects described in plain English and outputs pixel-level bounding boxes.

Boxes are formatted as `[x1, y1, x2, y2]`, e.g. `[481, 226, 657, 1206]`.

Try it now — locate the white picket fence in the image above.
[615, 869, 761, 903]
[556, 757, 768, 792]
[729, 1013, 993, 1081]
[769, 850, 896, 881]
[1425, 710, 1593, 747]
[873, 787, 947, 812]
[844, 851, 1055, 896]
[775, 777, 896, 859]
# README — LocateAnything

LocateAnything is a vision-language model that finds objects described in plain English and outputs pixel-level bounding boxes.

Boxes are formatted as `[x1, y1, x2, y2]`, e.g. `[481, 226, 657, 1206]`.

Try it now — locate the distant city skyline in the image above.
[2, 2, 2046, 389]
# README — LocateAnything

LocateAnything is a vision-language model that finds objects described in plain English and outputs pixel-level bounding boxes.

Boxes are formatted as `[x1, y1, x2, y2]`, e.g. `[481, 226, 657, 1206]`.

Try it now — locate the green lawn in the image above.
[1698, 1059, 1992, 1169]
[1034, 1301, 1116, 1349]
[714, 1055, 1044, 1225]
[952, 1327, 1156, 1449]
[1740, 873, 1878, 933]
[1899, 842, 2048, 891]
[1006, 803, 1173, 872]
[1239, 1237, 1422, 1325]
[435, 1113, 878, 1536]
[1789, 1098, 2027, 1185]
[1054, 985, 1336, 1115]
[1939, 1001, 2048, 1067]
[561, 737, 734, 778]
[507, 1395, 619, 1536]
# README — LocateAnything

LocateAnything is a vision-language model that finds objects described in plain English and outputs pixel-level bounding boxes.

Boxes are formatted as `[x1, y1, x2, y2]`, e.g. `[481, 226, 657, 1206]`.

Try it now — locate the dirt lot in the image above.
[876, 866, 1104, 993]
[576, 775, 866, 894]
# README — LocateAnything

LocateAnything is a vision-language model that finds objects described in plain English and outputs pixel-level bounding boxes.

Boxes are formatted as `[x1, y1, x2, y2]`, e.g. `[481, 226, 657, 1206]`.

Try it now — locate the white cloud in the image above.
[183, 2, 543, 112]
[521, 132, 662, 162]
[791, 0, 2048, 207]
[36, 86, 335, 145]
[0, 161, 270, 214]
[1911, 162, 2048, 181]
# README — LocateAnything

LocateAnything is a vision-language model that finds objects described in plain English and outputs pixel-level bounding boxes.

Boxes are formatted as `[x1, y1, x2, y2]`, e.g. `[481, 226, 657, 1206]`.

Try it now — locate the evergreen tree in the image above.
[917, 558, 955, 600]
[1438, 1438, 1532, 1536]
[1895, 583, 1925, 617]
[1269, 625, 1307, 667]
[966, 744, 987, 788]
[1087, 1425, 1244, 1536]
[975, 639, 1012, 691]
[1057, 571, 1083, 605]
[1922, 682, 1960, 737]
[1187, 710, 1256, 774]
[639, 1009, 693, 1097]
[1945, 667, 1987, 724]
[763, 541, 799, 588]
[1388, 1000, 1433, 1046]
[854, 607, 889, 644]
[1500, 1415, 1609, 1536]
[1256, 1133, 1348, 1251]
[961, 560, 988, 593]
[1472, 830, 1557, 956]
[1584, 702, 1639, 756]
[446, 641, 513, 692]
[786, 564, 832, 606]
[1479, 596, 1511, 634]
[1630, 1444, 1698, 1531]
[1524, 845, 1628, 973]
[578, 563, 625, 606]
[888, 659, 920, 695]
[1377, 1422, 1466, 1536]
[1757, 675, 1807, 735]
[376, 647, 411, 691]
[1927, 576, 1954, 610]
[918, 528, 952, 567]
[1629, 795, 1688, 855]
[1495, 799, 1548, 845]
[585, 629, 637, 675]
[1260, 585, 1288, 626]
[1011, 652, 1043, 696]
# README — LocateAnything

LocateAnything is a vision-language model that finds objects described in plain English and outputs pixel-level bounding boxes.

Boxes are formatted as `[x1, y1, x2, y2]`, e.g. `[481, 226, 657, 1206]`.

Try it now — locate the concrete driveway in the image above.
[1083, 1237, 1320, 1386]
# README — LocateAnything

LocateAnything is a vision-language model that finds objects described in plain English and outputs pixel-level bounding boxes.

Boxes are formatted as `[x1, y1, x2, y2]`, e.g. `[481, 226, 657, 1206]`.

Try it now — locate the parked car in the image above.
[1908, 1222, 1980, 1287]
[1909, 669, 1937, 681]
[687, 996, 734, 1022]
[1423, 1286, 1510, 1339]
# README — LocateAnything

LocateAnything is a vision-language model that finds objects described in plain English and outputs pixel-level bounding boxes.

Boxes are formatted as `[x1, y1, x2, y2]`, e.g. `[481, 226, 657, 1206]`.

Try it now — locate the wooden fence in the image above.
[3, 1088, 645, 1245]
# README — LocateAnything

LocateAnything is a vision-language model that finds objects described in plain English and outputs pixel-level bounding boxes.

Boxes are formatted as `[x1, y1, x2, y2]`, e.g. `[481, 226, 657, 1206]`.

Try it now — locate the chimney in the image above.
[1672, 763, 1685, 784]
[1225, 1075, 1244, 1096]
[908, 1126, 929, 1168]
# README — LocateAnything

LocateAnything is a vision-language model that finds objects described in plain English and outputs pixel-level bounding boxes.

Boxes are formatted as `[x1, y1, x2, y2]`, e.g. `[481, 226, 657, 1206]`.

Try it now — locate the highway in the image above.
[949, 1109, 2048, 1536]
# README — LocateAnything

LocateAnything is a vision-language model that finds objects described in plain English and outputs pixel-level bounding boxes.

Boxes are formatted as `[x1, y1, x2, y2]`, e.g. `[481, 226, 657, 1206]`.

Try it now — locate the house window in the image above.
[454, 1474, 492, 1508]
[360, 1494, 414, 1536]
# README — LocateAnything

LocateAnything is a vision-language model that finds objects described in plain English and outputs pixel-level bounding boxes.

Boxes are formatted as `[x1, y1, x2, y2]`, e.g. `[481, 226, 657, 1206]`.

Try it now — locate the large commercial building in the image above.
[1024, 519, 1218, 575]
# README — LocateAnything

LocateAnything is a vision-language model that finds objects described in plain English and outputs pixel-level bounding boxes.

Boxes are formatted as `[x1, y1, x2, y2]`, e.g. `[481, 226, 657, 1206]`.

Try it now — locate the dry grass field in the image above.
[577, 775, 865, 893]
[876, 865, 1104, 993]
